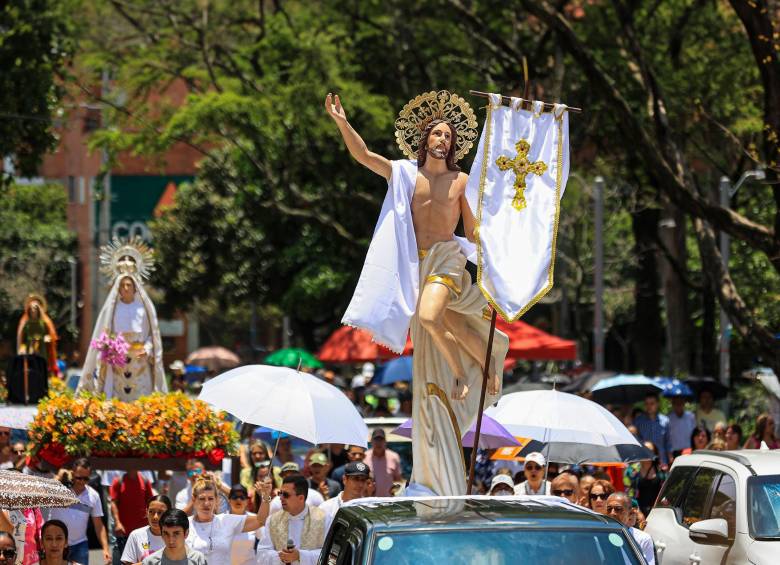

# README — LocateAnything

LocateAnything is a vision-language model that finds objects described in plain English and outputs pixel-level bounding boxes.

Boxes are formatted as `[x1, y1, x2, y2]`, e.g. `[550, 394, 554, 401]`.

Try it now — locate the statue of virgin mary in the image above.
[77, 238, 167, 401]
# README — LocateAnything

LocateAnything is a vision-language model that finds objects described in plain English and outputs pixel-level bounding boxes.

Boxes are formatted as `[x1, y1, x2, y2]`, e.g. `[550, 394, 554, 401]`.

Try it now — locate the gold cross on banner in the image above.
[495, 139, 548, 211]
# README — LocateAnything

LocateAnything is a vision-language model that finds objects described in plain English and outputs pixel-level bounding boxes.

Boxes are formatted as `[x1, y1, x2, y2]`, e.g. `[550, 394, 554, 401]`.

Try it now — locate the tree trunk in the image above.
[659, 203, 690, 374]
[630, 205, 664, 375]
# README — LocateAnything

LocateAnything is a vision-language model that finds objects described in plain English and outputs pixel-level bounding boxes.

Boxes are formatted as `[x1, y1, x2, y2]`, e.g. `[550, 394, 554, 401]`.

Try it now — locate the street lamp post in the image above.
[718, 170, 765, 387]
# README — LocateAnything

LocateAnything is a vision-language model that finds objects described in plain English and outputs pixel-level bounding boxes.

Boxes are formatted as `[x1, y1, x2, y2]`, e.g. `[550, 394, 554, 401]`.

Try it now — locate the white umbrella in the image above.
[199, 364, 368, 447]
[0, 406, 37, 429]
[485, 390, 650, 464]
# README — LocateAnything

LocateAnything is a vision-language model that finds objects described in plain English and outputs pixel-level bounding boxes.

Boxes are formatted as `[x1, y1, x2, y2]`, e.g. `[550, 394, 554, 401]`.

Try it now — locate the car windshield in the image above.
[371, 528, 641, 564]
[748, 474, 780, 540]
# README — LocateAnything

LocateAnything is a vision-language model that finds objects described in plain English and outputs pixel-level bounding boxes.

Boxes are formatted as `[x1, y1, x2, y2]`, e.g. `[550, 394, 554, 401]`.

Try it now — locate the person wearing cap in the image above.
[227, 484, 259, 565]
[364, 429, 402, 497]
[331, 445, 366, 486]
[488, 474, 515, 496]
[307, 453, 341, 500]
[351, 362, 375, 389]
[268, 465, 324, 515]
[320, 462, 370, 519]
[514, 452, 551, 495]
[168, 360, 187, 393]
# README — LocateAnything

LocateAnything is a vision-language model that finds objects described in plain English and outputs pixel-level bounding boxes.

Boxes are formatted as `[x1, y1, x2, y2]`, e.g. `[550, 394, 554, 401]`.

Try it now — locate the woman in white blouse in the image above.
[186, 479, 262, 563]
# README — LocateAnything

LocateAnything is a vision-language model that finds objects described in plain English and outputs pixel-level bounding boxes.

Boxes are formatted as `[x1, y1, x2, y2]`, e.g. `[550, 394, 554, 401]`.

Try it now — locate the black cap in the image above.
[344, 461, 370, 478]
[229, 484, 248, 499]
[371, 428, 386, 440]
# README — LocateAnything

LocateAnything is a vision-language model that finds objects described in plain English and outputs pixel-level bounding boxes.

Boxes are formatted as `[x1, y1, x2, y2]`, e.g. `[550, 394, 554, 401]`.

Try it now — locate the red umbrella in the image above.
[317, 326, 412, 364]
[496, 319, 577, 361]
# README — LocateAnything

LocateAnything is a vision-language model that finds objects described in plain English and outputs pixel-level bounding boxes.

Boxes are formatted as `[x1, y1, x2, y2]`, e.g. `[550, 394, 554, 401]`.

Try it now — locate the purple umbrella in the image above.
[392, 414, 522, 449]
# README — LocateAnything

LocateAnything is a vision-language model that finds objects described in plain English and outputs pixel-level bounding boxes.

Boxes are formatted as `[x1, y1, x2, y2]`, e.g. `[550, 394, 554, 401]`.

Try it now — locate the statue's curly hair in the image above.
[417, 119, 460, 171]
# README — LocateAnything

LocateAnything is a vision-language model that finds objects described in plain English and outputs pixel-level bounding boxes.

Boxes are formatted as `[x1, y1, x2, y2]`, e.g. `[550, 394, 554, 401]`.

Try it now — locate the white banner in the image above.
[465, 94, 570, 321]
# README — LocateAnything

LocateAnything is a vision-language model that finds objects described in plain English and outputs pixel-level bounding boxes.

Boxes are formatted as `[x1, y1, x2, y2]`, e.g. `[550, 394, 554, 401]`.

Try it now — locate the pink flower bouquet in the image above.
[90, 330, 130, 368]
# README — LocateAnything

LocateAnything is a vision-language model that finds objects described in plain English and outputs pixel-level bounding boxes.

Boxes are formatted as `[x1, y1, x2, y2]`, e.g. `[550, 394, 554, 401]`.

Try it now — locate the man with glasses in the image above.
[550, 472, 579, 504]
[48, 458, 111, 564]
[257, 475, 333, 564]
[605, 492, 655, 565]
[513, 452, 550, 495]
[269, 465, 324, 515]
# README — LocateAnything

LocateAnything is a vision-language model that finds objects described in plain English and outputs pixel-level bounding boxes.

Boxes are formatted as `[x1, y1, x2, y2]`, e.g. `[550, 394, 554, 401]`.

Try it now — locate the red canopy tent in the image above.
[317, 326, 412, 364]
[496, 319, 577, 361]
[318, 319, 574, 364]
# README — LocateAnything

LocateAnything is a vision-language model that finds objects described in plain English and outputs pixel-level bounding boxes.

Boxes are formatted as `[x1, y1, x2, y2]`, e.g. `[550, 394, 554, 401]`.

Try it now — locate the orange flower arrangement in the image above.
[28, 391, 238, 467]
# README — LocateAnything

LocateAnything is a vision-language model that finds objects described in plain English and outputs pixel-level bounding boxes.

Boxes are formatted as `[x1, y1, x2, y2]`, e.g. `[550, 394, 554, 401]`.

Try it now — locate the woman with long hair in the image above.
[743, 413, 779, 449]
[635, 442, 667, 516]
[39, 520, 79, 565]
[120, 495, 172, 565]
[185, 479, 262, 564]
[725, 423, 743, 450]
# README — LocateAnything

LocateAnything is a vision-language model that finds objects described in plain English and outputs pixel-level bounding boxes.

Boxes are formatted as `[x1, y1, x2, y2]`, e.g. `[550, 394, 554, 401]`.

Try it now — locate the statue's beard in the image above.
[427, 145, 447, 160]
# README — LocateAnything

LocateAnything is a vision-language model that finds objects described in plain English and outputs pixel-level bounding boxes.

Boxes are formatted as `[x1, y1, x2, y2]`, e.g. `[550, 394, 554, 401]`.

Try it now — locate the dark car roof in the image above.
[338, 495, 621, 531]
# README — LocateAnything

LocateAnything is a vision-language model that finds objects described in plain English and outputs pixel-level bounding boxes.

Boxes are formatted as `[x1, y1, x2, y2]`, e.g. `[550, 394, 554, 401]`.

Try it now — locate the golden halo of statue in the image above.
[23, 293, 48, 312]
[100, 237, 155, 282]
[394, 90, 478, 162]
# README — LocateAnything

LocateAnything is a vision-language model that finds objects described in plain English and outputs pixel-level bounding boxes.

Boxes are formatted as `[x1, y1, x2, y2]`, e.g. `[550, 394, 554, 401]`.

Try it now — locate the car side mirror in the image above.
[688, 518, 730, 545]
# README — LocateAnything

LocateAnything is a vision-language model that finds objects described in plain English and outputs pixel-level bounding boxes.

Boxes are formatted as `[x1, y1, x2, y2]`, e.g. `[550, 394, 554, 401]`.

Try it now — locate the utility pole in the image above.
[718, 169, 765, 387]
[718, 176, 731, 388]
[594, 176, 605, 372]
[96, 69, 112, 307]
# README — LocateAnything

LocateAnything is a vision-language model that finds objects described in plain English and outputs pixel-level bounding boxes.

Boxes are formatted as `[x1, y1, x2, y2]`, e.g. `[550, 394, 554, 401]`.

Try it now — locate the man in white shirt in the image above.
[257, 476, 333, 565]
[48, 458, 111, 565]
[320, 462, 369, 519]
[606, 492, 655, 564]
[513, 452, 550, 495]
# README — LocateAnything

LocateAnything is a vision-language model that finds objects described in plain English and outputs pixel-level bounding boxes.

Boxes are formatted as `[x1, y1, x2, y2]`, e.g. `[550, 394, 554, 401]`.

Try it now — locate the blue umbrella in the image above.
[374, 356, 413, 385]
[590, 374, 664, 405]
[251, 426, 311, 447]
[653, 377, 694, 398]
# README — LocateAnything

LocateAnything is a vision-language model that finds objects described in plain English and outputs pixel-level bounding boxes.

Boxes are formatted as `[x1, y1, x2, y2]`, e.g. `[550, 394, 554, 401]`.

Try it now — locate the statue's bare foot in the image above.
[486, 357, 501, 395]
[451, 378, 469, 401]
[488, 372, 501, 395]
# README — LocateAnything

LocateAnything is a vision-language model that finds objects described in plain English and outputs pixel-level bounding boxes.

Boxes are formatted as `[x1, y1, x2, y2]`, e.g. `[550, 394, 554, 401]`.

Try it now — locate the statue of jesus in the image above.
[327, 90, 509, 495]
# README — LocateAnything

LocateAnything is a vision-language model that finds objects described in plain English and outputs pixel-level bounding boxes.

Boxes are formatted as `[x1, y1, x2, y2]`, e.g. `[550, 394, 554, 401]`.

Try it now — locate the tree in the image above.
[0, 0, 76, 180]
[0, 183, 77, 347]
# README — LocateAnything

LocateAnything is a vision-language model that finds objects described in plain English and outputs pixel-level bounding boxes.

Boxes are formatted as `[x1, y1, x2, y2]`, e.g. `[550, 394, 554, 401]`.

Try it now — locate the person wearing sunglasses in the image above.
[39, 520, 81, 565]
[48, 459, 110, 564]
[550, 472, 579, 504]
[0, 532, 17, 565]
[256, 475, 333, 564]
[227, 484, 259, 565]
[513, 452, 550, 495]
[185, 479, 262, 564]
[587, 479, 615, 514]
[605, 493, 656, 565]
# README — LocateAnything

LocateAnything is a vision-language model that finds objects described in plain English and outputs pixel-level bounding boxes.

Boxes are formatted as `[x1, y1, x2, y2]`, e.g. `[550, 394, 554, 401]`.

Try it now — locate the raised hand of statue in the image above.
[325, 93, 347, 123]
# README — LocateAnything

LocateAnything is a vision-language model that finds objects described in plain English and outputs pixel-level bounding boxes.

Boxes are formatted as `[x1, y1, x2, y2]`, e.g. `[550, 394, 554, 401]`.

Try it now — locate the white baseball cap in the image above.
[489, 474, 515, 494]
[524, 452, 546, 467]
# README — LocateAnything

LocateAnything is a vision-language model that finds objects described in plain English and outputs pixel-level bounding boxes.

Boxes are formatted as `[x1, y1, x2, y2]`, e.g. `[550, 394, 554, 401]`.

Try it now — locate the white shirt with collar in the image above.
[630, 527, 655, 565]
[256, 506, 334, 565]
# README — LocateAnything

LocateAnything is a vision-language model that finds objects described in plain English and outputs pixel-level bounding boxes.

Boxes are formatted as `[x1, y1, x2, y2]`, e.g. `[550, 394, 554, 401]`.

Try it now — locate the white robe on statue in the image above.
[343, 159, 508, 495]
[78, 274, 166, 401]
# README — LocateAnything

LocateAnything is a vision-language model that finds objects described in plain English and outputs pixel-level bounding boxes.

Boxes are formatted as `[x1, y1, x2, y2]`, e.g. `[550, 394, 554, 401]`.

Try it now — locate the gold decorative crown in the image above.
[394, 90, 478, 161]
[100, 237, 155, 282]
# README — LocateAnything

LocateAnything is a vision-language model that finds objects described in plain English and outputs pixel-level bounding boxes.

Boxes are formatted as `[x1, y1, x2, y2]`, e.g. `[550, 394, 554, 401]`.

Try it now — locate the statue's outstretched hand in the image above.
[325, 93, 347, 123]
